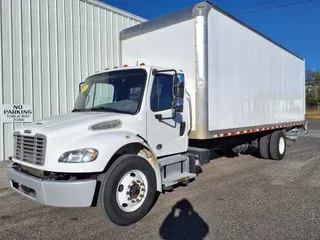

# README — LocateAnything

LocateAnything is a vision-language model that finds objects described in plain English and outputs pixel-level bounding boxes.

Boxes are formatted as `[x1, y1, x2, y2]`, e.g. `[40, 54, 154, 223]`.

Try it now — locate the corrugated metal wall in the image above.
[0, 0, 145, 160]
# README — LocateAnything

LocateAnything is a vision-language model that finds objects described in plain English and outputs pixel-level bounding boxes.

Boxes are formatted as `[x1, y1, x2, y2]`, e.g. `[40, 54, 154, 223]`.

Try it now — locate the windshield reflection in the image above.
[73, 69, 147, 114]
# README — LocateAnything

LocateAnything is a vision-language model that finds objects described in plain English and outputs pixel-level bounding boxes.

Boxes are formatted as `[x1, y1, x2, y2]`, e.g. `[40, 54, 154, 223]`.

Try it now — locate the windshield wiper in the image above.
[71, 109, 83, 112]
[86, 107, 108, 111]
[86, 107, 129, 114]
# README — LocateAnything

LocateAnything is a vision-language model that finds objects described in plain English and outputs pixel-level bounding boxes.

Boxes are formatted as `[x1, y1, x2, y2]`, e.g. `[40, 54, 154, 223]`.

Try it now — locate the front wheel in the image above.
[99, 154, 158, 226]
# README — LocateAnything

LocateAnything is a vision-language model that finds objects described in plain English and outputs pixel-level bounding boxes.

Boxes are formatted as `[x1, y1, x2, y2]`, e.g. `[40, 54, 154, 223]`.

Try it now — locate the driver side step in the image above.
[158, 154, 197, 188]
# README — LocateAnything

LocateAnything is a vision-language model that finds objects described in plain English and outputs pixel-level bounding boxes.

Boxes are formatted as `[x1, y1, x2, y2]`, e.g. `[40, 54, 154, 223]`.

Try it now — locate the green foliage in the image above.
[306, 69, 320, 108]
[306, 69, 314, 84]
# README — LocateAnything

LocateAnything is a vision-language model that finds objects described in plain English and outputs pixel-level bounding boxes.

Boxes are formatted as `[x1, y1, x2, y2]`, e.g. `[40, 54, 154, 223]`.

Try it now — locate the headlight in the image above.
[58, 148, 98, 163]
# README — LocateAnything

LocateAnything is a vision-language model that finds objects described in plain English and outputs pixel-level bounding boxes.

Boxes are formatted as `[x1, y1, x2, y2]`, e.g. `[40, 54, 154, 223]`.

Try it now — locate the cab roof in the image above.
[88, 64, 183, 78]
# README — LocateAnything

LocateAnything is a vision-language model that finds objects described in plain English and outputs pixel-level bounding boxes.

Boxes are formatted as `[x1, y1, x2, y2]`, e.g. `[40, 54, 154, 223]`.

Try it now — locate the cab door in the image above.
[146, 72, 188, 157]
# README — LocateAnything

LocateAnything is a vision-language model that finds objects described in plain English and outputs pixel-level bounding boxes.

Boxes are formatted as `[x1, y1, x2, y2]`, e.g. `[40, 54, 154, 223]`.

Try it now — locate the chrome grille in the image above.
[13, 133, 46, 166]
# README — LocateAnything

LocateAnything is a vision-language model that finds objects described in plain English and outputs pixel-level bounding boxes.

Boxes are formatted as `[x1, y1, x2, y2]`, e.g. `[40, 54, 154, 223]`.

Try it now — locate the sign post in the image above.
[1, 104, 33, 123]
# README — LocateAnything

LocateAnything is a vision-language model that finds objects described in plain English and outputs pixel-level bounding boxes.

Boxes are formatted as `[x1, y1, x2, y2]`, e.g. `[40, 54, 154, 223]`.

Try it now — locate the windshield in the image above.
[74, 69, 147, 114]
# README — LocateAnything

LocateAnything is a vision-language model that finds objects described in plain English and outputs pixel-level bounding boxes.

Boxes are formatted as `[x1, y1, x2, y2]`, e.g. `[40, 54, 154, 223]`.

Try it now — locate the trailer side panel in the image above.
[207, 9, 305, 132]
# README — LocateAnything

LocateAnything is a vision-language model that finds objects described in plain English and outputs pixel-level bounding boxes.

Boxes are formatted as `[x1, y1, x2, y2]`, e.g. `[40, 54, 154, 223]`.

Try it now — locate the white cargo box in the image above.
[120, 1, 305, 139]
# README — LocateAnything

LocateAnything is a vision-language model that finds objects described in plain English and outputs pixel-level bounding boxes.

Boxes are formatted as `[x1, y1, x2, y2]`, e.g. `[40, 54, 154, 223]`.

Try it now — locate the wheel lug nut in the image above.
[137, 180, 141, 183]
[141, 188, 145, 192]
[140, 194, 144, 198]
[131, 200, 135, 203]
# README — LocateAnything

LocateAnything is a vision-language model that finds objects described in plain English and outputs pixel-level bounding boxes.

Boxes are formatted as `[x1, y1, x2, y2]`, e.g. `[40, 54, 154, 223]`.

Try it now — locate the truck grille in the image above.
[13, 133, 46, 166]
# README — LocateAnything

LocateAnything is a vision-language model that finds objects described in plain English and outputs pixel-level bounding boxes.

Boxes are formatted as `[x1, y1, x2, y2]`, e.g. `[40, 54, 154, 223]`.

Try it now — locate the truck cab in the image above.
[7, 65, 195, 226]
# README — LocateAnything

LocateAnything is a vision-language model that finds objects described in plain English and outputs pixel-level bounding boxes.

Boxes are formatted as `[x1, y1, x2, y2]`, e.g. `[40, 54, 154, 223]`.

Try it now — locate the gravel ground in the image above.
[1, 122, 320, 240]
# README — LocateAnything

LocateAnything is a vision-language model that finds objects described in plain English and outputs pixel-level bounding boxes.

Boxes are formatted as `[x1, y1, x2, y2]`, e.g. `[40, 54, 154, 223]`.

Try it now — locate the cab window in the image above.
[151, 74, 173, 111]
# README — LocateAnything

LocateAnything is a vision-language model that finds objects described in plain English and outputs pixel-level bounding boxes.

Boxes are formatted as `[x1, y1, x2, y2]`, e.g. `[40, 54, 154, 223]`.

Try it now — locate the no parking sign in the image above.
[1, 104, 33, 123]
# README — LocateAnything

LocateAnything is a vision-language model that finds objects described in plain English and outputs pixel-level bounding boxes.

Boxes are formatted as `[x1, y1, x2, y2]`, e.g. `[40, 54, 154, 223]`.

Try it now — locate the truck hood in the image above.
[12, 111, 142, 172]
[16, 112, 139, 138]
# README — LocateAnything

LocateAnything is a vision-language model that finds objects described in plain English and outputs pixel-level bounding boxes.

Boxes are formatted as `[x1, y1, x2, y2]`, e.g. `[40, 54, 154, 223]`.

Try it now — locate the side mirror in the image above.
[173, 73, 184, 112]
[79, 82, 85, 92]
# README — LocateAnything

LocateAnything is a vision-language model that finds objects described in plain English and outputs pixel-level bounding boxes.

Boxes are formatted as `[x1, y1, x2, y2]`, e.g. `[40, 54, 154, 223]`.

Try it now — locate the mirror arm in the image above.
[154, 110, 177, 121]
[152, 69, 177, 75]
[155, 114, 162, 120]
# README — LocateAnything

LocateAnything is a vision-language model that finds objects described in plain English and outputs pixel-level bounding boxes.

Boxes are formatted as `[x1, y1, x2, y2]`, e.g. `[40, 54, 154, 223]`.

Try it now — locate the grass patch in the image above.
[306, 110, 320, 120]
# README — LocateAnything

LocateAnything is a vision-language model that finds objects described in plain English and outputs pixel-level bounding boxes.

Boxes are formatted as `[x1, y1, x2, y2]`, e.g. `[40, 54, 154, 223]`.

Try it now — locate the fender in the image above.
[102, 131, 162, 192]
[47, 131, 162, 192]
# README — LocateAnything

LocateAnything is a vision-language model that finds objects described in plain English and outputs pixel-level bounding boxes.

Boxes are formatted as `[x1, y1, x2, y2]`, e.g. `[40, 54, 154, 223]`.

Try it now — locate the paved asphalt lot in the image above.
[1, 121, 320, 240]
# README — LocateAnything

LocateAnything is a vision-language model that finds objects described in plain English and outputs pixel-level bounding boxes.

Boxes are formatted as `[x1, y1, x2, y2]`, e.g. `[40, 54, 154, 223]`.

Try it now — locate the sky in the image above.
[103, 0, 320, 70]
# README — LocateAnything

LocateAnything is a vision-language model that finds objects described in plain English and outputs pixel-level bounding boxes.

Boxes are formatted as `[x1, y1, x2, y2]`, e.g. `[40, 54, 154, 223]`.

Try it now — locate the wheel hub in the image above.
[116, 170, 148, 212]
[129, 183, 141, 199]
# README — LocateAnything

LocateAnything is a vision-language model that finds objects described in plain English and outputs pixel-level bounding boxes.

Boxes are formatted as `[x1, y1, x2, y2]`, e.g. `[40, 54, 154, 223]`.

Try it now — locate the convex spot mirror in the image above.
[79, 82, 85, 92]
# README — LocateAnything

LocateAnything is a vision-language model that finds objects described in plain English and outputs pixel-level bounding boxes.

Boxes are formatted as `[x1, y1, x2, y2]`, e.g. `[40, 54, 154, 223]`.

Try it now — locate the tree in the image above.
[306, 69, 320, 109]
[314, 71, 320, 84]
[306, 69, 315, 85]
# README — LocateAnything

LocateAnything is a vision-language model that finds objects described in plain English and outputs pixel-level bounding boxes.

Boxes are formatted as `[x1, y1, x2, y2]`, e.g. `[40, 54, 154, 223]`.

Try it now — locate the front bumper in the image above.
[6, 163, 97, 207]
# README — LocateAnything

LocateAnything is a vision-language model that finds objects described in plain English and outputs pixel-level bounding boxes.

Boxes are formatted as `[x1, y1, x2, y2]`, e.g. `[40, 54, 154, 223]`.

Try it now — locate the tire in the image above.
[259, 133, 271, 159]
[99, 154, 157, 226]
[269, 130, 286, 160]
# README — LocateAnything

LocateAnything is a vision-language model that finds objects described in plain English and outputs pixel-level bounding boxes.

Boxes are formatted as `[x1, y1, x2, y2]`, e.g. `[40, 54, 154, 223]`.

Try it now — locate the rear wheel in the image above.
[259, 133, 271, 159]
[99, 154, 157, 226]
[269, 130, 286, 160]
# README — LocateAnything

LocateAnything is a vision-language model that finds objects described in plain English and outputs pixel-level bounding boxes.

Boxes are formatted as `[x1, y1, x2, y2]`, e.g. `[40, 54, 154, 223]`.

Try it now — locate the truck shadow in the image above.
[215, 148, 265, 160]
[159, 199, 209, 240]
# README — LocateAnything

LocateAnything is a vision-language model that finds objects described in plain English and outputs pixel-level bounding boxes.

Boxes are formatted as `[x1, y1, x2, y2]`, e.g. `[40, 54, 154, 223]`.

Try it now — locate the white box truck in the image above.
[7, 1, 306, 226]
